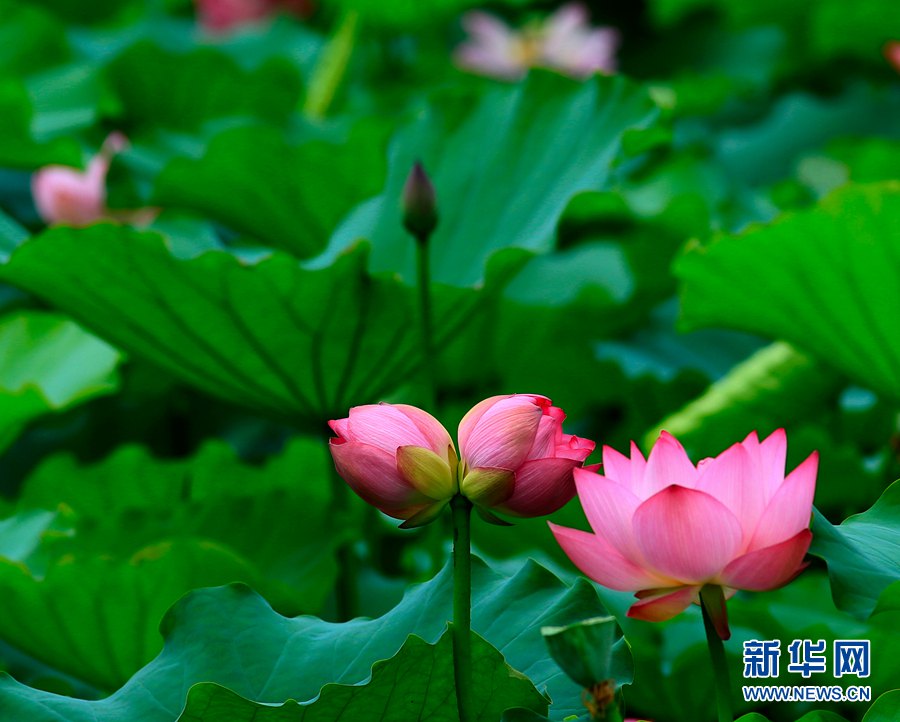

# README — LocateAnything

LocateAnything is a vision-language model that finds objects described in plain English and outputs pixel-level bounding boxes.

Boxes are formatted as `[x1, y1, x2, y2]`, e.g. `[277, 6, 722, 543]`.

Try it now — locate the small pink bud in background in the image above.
[194, 0, 312, 33]
[455, 3, 619, 82]
[32, 133, 155, 228]
[885, 41, 900, 74]
[402, 161, 438, 241]
[458, 394, 595, 517]
[329, 403, 458, 528]
[551, 430, 817, 639]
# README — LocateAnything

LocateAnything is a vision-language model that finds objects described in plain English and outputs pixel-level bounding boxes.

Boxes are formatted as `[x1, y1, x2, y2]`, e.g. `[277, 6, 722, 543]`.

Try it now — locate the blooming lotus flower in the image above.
[329, 395, 594, 526]
[458, 394, 595, 517]
[32, 133, 156, 227]
[455, 4, 619, 81]
[551, 430, 817, 639]
[195, 0, 312, 33]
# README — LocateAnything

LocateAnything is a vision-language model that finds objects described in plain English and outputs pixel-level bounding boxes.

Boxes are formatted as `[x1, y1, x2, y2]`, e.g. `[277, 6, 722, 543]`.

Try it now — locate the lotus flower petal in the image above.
[633, 486, 743, 583]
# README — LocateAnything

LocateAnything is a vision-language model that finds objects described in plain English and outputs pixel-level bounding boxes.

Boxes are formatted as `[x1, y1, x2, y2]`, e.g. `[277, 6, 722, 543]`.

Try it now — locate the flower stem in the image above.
[415, 236, 437, 409]
[700, 587, 733, 722]
[451, 495, 474, 722]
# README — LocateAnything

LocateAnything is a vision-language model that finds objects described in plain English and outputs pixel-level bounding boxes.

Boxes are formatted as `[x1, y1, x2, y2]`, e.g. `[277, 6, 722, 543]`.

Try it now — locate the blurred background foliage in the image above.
[0, 0, 898, 720]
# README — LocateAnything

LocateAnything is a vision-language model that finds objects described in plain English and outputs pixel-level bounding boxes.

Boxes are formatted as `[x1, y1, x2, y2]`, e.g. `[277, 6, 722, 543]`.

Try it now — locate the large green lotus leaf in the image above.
[0, 311, 121, 453]
[25, 0, 139, 25]
[0, 539, 261, 692]
[318, 0, 528, 27]
[104, 41, 302, 132]
[20, 438, 348, 614]
[810, 480, 900, 619]
[736, 714, 848, 722]
[0, 0, 70, 77]
[0, 510, 62, 570]
[151, 121, 389, 258]
[0, 225, 441, 422]
[863, 690, 900, 722]
[325, 73, 662, 287]
[177, 630, 548, 721]
[26, 62, 110, 141]
[713, 86, 900, 187]
[0, 79, 81, 169]
[649, 0, 900, 63]
[677, 183, 900, 402]
[0, 208, 27, 257]
[0, 559, 606, 721]
[644, 342, 840, 452]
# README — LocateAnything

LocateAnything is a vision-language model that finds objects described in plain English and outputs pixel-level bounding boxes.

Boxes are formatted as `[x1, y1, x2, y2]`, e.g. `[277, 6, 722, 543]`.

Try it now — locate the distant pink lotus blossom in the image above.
[329, 395, 594, 526]
[32, 133, 156, 227]
[455, 3, 619, 81]
[551, 430, 817, 639]
[194, 0, 312, 33]
[885, 41, 900, 74]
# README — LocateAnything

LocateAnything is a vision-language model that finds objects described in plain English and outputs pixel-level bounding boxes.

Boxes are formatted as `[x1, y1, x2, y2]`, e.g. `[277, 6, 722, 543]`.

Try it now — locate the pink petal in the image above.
[458, 396, 504, 453]
[394, 404, 454, 458]
[627, 586, 701, 623]
[454, 45, 526, 80]
[498, 457, 577, 517]
[554, 432, 595, 462]
[719, 530, 812, 591]
[461, 10, 514, 44]
[346, 403, 430, 454]
[601, 445, 632, 485]
[32, 166, 106, 226]
[633, 486, 743, 584]
[579, 28, 619, 73]
[696, 442, 764, 547]
[759, 428, 787, 496]
[543, 3, 589, 39]
[550, 523, 669, 591]
[748, 452, 817, 550]
[459, 395, 545, 470]
[575, 470, 642, 562]
[527, 408, 563, 459]
[629, 441, 647, 489]
[329, 439, 425, 514]
[639, 431, 698, 497]
[887, 41, 900, 73]
[329, 418, 350, 439]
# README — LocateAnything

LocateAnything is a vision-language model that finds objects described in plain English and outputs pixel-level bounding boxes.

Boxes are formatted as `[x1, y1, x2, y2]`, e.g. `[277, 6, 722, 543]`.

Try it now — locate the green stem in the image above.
[700, 589, 733, 722]
[303, 10, 359, 119]
[415, 236, 437, 409]
[451, 495, 474, 722]
[603, 702, 624, 722]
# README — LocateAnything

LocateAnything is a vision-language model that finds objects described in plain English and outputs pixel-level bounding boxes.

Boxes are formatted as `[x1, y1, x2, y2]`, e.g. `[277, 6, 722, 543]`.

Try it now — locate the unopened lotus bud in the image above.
[402, 161, 438, 241]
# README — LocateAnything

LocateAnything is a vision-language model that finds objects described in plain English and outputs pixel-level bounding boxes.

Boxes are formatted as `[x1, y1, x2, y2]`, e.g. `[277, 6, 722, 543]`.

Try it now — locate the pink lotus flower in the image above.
[457, 394, 594, 517]
[551, 430, 817, 639]
[885, 41, 900, 74]
[329, 395, 594, 526]
[330, 403, 458, 527]
[32, 133, 156, 227]
[455, 4, 619, 81]
[195, 0, 312, 33]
